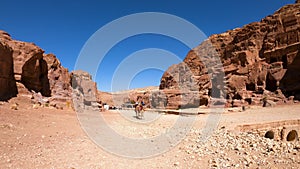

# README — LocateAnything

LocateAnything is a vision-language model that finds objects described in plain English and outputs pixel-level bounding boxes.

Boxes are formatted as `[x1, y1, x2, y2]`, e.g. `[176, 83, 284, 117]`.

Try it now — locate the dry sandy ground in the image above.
[0, 96, 300, 168]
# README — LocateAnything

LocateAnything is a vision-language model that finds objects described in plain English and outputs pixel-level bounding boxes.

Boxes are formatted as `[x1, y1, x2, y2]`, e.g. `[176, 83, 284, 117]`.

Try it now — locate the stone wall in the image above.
[237, 120, 300, 142]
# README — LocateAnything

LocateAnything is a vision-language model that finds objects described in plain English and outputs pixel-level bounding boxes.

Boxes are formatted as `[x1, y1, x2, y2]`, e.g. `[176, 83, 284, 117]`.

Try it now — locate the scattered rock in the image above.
[10, 103, 18, 110]
[32, 103, 40, 109]
[181, 127, 300, 168]
[263, 99, 277, 107]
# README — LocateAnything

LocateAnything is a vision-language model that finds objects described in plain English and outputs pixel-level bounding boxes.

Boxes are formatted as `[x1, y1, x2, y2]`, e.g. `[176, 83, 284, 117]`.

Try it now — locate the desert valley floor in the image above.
[0, 96, 299, 169]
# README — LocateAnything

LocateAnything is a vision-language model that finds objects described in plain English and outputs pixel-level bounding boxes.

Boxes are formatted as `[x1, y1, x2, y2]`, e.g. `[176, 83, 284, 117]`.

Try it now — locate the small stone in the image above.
[211, 164, 218, 168]
[32, 104, 40, 109]
[10, 103, 18, 110]
[174, 162, 179, 166]
[252, 155, 258, 160]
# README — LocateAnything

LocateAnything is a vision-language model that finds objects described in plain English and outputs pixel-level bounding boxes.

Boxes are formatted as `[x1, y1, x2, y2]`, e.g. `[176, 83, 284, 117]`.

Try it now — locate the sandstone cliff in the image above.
[0, 40, 17, 101]
[157, 2, 300, 109]
[0, 30, 71, 104]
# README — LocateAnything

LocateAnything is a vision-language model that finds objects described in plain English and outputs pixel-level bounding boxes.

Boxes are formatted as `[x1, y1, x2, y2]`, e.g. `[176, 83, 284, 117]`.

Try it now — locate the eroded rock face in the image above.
[0, 30, 72, 103]
[21, 52, 51, 96]
[150, 89, 203, 109]
[71, 70, 99, 111]
[44, 53, 72, 102]
[0, 42, 17, 100]
[0, 31, 51, 96]
[158, 3, 300, 108]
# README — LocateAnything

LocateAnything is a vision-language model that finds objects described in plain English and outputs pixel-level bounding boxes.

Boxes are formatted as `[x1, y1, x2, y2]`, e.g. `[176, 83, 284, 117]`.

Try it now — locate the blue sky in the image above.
[0, 0, 295, 92]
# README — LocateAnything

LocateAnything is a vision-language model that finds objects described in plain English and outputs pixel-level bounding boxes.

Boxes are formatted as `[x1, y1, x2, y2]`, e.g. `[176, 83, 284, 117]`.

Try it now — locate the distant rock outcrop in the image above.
[0, 30, 72, 105]
[71, 70, 99, 111]
[108, 86, 159, 108]
[156, 2, 300, 109]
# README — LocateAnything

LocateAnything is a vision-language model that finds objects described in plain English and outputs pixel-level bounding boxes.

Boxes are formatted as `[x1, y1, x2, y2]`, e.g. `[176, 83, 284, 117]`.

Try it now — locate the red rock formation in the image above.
[72, 70, 99, 110]
[44, 53, 72, 102]
[158, 2, 300, 109]
[0, 31, 51, 96]
[0, 41, 17, 100]
[0, 30, 71, 103]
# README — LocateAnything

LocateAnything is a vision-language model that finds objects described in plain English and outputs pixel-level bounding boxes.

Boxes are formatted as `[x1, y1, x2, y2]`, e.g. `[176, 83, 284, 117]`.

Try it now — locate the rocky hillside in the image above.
[97, 86, 159, 108]
[157, 2, 300, 109]
[0, 31, 71, 105]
